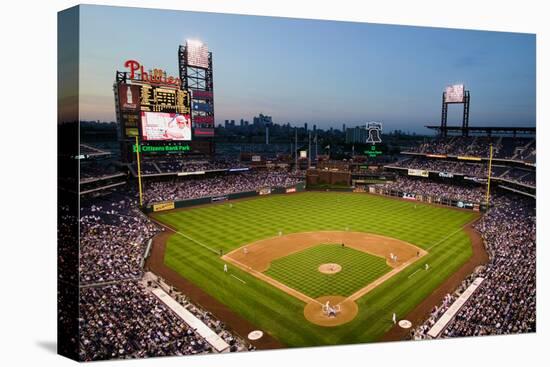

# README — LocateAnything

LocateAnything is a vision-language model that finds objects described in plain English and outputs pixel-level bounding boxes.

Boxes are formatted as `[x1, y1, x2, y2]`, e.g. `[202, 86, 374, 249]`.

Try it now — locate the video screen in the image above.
[445, 84, 465, 103]
[141, 112, 192, 141]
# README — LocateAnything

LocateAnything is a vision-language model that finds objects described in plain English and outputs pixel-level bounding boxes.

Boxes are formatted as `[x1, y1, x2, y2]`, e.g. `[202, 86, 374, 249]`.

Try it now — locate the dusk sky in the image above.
[77, 5, 536, 133]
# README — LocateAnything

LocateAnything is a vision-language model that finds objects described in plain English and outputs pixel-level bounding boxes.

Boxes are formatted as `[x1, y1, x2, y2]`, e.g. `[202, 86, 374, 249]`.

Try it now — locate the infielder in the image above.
[392, 312, 397, 324]
[224, 264, 228, 273]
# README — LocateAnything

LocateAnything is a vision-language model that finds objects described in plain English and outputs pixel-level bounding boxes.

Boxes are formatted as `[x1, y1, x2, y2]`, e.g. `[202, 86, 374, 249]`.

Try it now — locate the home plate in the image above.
[398, 320, 412, 329]
[247, 330, 264, 340]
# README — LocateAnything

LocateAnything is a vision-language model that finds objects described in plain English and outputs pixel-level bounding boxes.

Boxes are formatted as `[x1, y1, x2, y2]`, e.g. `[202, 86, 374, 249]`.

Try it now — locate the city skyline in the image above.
[76, 5, 536, 134]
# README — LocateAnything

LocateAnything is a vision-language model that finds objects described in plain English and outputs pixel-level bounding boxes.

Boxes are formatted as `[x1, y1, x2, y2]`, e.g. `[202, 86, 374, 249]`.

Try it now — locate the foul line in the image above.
[149, 217, 219, 255]
[407, 269, 421, 279]
[339, 250, 427, 306]
[223, 255, 322, 306]
[426, 217, 480, 251]
[230, 274, 247, 284]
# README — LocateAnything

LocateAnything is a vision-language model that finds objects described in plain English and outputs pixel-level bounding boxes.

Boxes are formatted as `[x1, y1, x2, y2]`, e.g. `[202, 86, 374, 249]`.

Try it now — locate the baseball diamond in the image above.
[151, 191, 480, 346]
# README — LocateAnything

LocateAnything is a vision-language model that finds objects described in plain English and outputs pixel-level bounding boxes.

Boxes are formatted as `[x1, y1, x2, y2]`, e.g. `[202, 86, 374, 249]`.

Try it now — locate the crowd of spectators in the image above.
[75, 188, 251, 360]
[499, 168, 536, 187]
[79, 193, 159, 284]
[378, 176, 487, 203]
[156, 158, 246, 173]
[147, 276, 252, 353]
[391, 158, 489, 177]
[412, 194, 536, 339]
[390, 158, 536, 187]
[407, 136, 535, 162]
[79, 281, 212, 361]
[144, 170, 303, 204]
[133, 158, 248, 175]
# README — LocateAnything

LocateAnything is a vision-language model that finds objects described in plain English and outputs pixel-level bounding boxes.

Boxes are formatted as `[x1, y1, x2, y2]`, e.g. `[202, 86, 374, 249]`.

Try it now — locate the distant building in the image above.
[345, 126, 368, 144]
[253, 113, 272, 127]
[304, 122, 308, 131]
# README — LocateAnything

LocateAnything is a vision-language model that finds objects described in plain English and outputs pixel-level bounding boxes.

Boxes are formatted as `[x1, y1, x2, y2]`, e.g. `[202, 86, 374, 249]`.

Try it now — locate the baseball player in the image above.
[224, 264, 228, 273]
[392, 312, 397, 324]
[425, 263, 430, 271]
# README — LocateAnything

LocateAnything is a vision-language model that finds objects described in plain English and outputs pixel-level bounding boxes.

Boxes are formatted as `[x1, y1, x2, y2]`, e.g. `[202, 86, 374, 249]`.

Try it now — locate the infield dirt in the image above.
[223, 231, 427, 326]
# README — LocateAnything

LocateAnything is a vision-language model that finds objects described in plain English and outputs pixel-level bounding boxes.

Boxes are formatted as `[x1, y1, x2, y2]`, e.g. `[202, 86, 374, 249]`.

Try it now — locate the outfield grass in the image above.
[265, 243, 391, 298]
[155, 192, 476, 347]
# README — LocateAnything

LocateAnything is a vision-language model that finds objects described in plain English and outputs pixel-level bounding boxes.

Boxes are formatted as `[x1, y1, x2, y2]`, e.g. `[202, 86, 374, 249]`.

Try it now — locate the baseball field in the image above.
[151, 192, 479, 347]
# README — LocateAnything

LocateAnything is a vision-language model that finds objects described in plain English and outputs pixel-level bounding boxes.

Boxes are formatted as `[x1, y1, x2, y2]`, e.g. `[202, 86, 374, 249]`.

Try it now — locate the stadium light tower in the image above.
[178, 39, 215, 150]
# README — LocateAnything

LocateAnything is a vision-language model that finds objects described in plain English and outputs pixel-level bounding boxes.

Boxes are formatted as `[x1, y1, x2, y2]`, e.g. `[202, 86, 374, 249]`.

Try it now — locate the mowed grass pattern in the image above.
[156, 192, 477, 347]
[265, 244, 391, 298]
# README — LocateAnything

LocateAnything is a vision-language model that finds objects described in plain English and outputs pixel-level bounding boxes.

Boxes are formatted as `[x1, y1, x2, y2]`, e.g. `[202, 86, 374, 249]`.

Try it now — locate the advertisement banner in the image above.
[258, 188, 272, 196]
[192, 102, 213, 113]
[141, 112, 192, 141]
[286, 187, 297, 194]
[407, 169, 429, 177]
[439, 172, 454, 178]
[211, 195, 228, 202]
[193, 115, 215, 124]
[456, 201, 475, 209]
[177, 171, 205, 176]
[133, 143, 190, 153]
[125, 128, 139, 137]
[402, 193, 416, 200]
[153, 202, 175, 212]
[193, 128, 215, 137]
[191, 90, 213, 100]
[426, 154, 447, 158]
[118, 84, 140, 111]
[458, 156, 482, 161]
[464, 176, 488, 183]
[121, 111, 140, 127]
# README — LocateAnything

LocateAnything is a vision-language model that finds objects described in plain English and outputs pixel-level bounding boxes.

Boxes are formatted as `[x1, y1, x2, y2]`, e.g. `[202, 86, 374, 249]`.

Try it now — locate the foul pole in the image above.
[135, 136, 144, 207]
[485, 144, 493, 208]
[295, 127, 298, 169]
[308, 131, 311, 169]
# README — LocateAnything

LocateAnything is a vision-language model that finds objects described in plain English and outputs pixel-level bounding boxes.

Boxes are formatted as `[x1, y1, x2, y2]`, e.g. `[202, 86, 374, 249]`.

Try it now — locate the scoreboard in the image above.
[139, 85, 190, 114]
[118, 82, 191, 139]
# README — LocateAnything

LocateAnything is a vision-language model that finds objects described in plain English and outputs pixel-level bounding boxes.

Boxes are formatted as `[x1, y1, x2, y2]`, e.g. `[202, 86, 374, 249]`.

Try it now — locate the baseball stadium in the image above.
[58, 5, 536, 362]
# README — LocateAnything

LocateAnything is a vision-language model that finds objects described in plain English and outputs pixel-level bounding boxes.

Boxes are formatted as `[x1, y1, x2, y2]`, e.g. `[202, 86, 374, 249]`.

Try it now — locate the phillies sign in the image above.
[124, 60, 181, 88]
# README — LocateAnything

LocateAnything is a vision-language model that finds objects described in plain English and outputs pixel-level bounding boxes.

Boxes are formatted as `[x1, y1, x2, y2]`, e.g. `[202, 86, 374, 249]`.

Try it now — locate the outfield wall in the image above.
[144, 182, 306, 213]
[368, 186, 487, 211]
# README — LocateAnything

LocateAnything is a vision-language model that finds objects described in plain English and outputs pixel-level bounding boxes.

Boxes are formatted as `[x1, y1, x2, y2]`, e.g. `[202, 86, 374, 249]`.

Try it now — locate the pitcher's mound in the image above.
[318, 263, 342, 274]
[304, 296, 358, 327]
